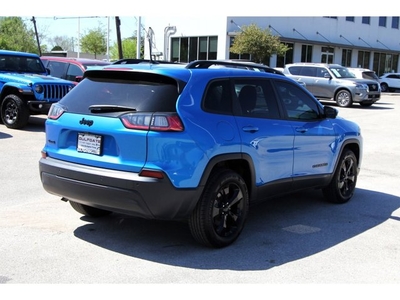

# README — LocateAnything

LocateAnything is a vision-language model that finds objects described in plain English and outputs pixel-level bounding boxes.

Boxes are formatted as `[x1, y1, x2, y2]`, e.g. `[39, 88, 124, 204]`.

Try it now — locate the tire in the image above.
[323, 149, 358, 204]
[1, 94, 30, 129]
[189, 169, 249, 248]
[335, 89, 353, 107]
[69, 201, 112, 217]
[380, 83, 389, 92]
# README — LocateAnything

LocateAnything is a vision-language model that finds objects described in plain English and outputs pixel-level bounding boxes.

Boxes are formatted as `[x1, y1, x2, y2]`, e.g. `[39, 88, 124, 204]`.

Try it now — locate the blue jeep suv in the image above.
[39, 60, 363, 248]
[0, 50, 75, 129]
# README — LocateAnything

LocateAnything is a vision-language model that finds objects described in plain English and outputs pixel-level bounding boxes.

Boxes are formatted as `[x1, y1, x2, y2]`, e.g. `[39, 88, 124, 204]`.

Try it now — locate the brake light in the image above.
[48, 103, 66, 120]
[120, 113, 184, 131]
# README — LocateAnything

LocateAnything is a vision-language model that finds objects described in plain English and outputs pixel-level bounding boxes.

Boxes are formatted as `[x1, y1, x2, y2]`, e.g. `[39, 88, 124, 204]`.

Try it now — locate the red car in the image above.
[40, 56, 110, 83]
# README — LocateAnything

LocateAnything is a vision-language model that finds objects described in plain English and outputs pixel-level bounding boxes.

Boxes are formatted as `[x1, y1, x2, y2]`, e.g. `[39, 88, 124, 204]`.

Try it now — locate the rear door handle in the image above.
[242, 126, 259, 133]
[295, 127, 308, 133]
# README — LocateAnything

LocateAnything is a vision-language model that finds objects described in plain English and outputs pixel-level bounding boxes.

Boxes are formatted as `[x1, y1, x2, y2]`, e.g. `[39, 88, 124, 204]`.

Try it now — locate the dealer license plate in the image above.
[77, 132, 102, 155]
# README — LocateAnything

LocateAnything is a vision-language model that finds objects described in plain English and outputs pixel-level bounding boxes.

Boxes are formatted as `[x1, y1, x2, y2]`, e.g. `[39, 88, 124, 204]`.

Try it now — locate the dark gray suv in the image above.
[283, 63, 381, 107]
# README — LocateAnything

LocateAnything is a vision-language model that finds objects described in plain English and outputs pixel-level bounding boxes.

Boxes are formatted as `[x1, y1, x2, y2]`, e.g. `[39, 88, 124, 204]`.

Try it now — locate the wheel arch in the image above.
[198, 153, 257, 201]
[334, 87, 353, 99]
[335, 139, 361, 173]
[0, 85, 25, 103]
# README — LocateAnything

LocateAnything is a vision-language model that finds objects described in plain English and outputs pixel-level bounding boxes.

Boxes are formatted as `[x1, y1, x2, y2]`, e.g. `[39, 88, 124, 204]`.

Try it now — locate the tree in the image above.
[80, 26, 107, 59]
[230, 24, 290, 65]
[0, 17, 39, 53]
[109, 38, 143, 60]
[51, 45, 63, 51]
[49, 36, 75, 52]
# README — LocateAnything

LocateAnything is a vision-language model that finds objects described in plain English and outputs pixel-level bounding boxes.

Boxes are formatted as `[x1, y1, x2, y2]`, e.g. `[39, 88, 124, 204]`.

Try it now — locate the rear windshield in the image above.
[362, 71, 379, 81]
[59, 73, 180, 114]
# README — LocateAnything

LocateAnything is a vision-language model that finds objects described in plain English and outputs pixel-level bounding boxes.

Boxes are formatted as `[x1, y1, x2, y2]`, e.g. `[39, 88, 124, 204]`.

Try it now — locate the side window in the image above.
[203, 80, 232, 114]
[234, 79, 280, 119]
[275, 80, 321, 121]
[66, 64, 84, 82]
[316, 67, 329, 78]
[300, 67, 317, 77]
[47, 61, 68, 79]
[288, 66, 302, 75]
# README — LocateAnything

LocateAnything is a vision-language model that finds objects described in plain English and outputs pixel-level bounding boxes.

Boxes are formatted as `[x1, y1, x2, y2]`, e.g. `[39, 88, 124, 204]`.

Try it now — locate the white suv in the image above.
[379, 73, 400, 92]
[283, 63, 381, 107]
[347, 68, 380, 82]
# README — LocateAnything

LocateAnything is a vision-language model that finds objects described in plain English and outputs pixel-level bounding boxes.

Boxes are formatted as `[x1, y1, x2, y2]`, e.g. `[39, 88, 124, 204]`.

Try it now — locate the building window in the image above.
[171, 36, 218, 62]
[323, 17, 337, 19]
[392, 17, 399, 29]
[208, 36, 217, 60]
[357, 51, 370, 69]
[321, 47, 334, 64]
[180, 37, 189, 62]
[341, 49, 352, 67]
[276, 42, 293, 67]
[199, 37, 208, 60]
[171, 38, 180, 62]
[189, 38, 198, 62]
[379, 17, 387, 27]
[362, 17, 370, 25]
[345, 17, 355, 22]
[301, 45, 312, 62]
[373, 52, 399, 75]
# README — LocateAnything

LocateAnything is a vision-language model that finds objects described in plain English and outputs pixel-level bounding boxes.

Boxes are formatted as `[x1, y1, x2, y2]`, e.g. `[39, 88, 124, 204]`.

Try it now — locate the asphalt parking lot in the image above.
[1, 94, 399, 296]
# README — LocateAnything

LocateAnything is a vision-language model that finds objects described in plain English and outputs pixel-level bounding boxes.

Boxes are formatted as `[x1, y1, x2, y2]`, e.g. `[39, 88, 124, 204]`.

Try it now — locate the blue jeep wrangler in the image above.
[0, 50, 75, 129]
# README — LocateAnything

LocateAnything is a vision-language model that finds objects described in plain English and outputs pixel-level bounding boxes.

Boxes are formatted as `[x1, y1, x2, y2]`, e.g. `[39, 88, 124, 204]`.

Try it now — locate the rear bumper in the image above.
[39, 157, 202, 220]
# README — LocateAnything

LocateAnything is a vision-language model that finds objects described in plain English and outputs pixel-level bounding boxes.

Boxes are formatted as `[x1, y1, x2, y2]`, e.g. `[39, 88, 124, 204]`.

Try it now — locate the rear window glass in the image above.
[362, 71, 379, 80]
[287, 66, 302, 75]
[59, 73, 179, 114]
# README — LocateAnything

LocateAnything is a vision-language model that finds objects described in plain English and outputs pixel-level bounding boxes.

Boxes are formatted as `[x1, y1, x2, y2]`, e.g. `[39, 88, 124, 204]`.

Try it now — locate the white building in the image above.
[142, 16, 400, 76]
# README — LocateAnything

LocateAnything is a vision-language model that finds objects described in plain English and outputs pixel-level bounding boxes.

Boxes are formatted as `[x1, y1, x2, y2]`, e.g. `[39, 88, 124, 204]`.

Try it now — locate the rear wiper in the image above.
[89, 105, 137, 113]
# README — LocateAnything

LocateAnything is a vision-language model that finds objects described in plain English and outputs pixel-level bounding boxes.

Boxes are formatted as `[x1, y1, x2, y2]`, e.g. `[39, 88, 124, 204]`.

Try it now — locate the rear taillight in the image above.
[48, 103, 66, 120]
[120, 113, 184, 132]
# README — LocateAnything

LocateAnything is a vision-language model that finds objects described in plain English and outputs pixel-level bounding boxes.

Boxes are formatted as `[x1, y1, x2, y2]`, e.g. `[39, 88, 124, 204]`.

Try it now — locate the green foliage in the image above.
[52, 45, 63, 51]
[230, 24, 290, 65]
[109, 38, 144, 60]
[0, 17, 39, 53]
[80, 26, 107, 59]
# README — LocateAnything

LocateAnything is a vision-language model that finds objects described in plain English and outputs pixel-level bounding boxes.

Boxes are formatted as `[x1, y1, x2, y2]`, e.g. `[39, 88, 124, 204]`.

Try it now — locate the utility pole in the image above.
[31, 16, 42, 56]
[115, 16, 123, 59]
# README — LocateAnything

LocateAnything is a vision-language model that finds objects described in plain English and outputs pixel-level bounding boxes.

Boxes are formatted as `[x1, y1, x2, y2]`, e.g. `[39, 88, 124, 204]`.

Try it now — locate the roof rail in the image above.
[186, 60, 284, 75]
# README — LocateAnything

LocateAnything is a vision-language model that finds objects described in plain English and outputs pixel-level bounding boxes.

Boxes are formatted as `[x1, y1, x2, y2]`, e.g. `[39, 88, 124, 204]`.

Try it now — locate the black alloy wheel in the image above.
[323, 149, 358, 204]
[189, 169, 249, 248]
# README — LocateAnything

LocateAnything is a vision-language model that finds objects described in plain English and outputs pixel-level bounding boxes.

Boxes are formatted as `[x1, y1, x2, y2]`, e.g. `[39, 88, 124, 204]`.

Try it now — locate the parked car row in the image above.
[38, 56, 400, 97]
[282, 63, 381, 107]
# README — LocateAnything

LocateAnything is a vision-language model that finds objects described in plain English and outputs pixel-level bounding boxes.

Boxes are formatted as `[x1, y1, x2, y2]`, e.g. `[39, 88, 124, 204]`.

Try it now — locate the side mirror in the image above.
[324, 106, 338, 119]
[75, 76, 83, 83]
[46, 68, 51, 75]
[324, 73, 331, 79]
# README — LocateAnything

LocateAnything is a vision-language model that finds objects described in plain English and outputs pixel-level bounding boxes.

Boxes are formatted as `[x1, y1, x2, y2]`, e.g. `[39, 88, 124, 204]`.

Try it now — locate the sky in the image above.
[4, 0, 393, 49]
[29, 16, 141, 46]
